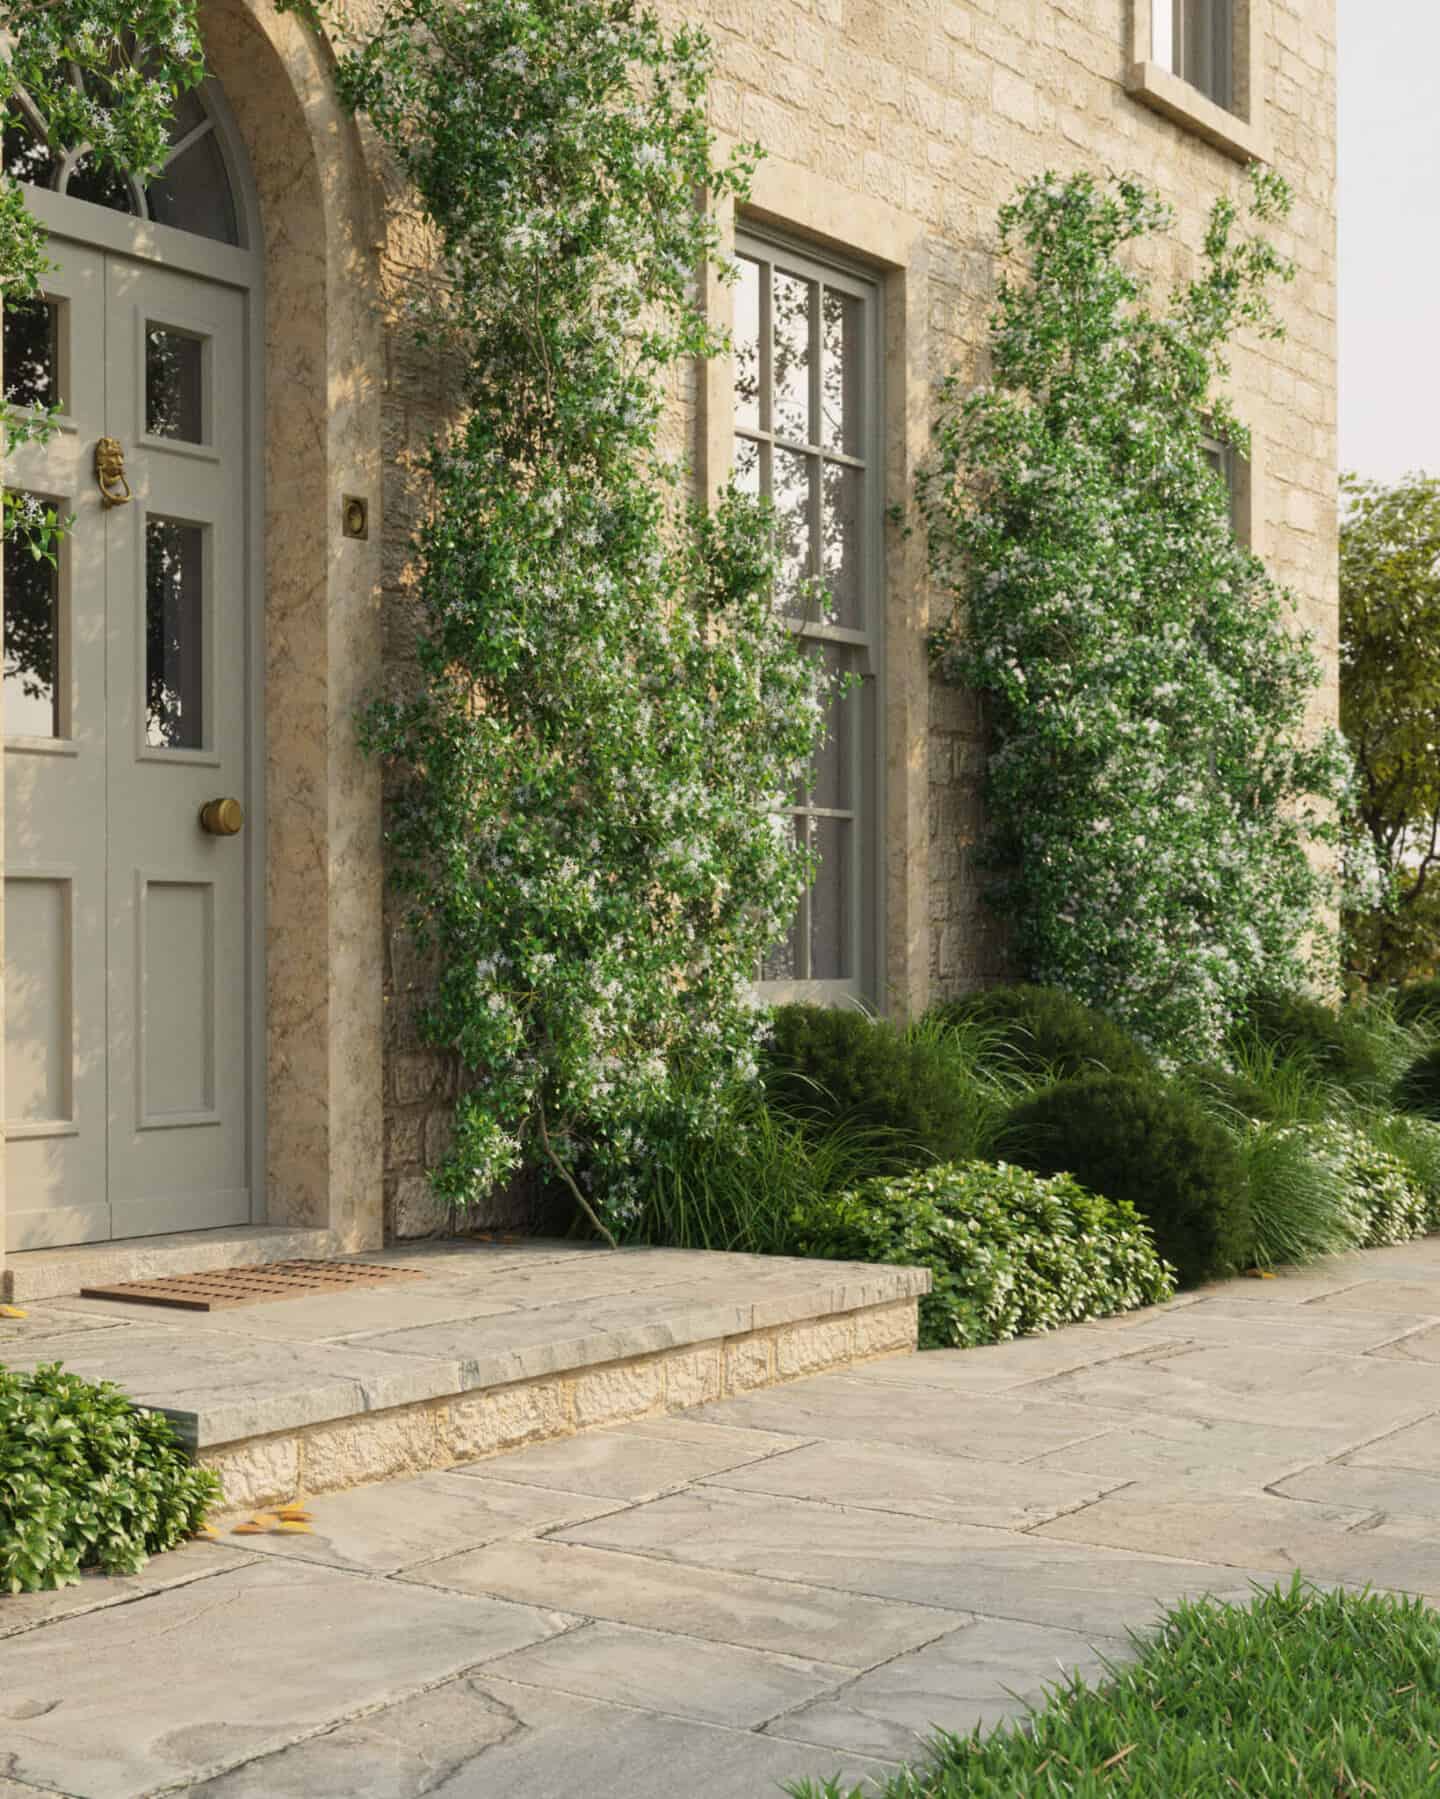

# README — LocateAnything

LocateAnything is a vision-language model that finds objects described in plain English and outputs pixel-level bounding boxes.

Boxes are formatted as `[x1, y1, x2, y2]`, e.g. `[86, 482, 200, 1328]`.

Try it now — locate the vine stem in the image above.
[535, 1097, 619, 1251]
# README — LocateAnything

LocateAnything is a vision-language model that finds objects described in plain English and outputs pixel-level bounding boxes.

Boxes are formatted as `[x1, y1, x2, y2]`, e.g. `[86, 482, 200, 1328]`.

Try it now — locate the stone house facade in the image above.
[0, 0, 1337, 1285]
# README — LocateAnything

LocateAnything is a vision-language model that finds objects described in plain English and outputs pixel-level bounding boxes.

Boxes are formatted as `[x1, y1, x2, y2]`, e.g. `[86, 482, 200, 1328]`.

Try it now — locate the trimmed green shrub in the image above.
[1002, 1073, 1251, 1286]
[0, 1363, 219, 1594]
[1240, 990, 1387, 1096]
[1276, 1122, 1427, 1249]
[763, 1005, 974, 1169]
[928, 984, 1154, 1082]
[1180, 1063, 1285, 1126]
[797, 1160, 1175, 1348]
[1394, 977, 1440, 1030]
[1396, 1044, 1440, 1120]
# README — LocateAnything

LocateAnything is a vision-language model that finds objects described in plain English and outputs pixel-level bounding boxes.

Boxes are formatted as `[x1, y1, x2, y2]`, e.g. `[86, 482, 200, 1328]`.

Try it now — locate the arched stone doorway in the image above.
[0, 0, 386, 1277]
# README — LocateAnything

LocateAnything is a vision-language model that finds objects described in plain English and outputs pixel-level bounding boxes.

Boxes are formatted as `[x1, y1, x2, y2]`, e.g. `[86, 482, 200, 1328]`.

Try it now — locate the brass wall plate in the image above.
[341, 494, 369, 540]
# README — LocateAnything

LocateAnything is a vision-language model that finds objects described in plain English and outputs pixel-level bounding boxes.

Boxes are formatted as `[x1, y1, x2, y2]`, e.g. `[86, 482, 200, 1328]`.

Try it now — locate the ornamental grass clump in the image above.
[798, 1160, 1175, 1349]
[921, 169, 1356, 1064]
[1, 1363, 219, 1594]
[338, 2, 827, 1235]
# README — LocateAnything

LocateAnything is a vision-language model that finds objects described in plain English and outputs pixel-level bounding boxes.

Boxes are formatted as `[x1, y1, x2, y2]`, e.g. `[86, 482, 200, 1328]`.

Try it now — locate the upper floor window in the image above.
[732, 229, 883, 1004]
[1154, 0, 1234, 112]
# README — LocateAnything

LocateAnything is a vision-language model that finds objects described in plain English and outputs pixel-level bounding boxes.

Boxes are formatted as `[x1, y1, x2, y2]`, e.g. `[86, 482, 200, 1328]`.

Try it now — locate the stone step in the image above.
[0, 1242, 929, 1509]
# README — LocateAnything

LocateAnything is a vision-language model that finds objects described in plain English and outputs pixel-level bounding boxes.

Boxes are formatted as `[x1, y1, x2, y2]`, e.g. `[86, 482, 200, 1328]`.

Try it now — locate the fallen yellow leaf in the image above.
[276, 1520, 314, 1533]
[1246, 1268, 1277, 1280]
[275, 1505, 313, 1522]
[0, 1305, 27, 1319]
[231, 1522, 267, 1535]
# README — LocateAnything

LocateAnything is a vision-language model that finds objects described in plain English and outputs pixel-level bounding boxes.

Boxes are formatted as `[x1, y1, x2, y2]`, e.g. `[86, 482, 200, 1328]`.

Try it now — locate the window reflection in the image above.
[145, 518, 204, 749]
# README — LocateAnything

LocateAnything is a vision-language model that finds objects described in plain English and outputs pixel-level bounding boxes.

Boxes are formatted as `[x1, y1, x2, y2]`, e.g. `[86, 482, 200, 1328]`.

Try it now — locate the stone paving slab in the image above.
[0, 1543, 258, 1641]
[212, 1471, 625, 1575]
[455, 1418, 793, 1499]
[1030, 1340, 1440, 1435]
[0, 1560, 573, 1798]
[769, 1615, 1128, 1761]
[1273, 1459, 1440, 1519]
[184, 1678, 900, 1799]
[701, 1438, 1121, 1528]
[1346, 1413, 1440, 1474]
[553, 1485, 1275, 1635]
[482, 1617, 855, 1729]
[687, 1373, 1125, 1462]
[408, 1535, 958, 1663]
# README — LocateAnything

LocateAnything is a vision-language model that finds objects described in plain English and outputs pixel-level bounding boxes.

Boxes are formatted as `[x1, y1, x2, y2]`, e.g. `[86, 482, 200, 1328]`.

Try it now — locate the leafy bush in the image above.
[1396, 1044, 1440, 1120]
[1363, 1110, 1440, 1233]
[1002, 1074, 1251, 1286]
[1395, 976, 1440, 1030]
[1, 1364, 219, 1594]
[763, 1006, 976, 1170]
[928, 984, 1154, 1082]
[1239, 990, 1388, 1098]
[1179, 1064, 1285, 1127]
[1277, 1122, 1428, 1249]
[797, 1160, 1175, 1349]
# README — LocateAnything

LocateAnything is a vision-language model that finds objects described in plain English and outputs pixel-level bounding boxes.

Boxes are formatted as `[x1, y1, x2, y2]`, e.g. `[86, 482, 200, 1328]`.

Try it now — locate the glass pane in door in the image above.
[3, 496, 61, 737]
[146, 327, 204, 442]
[145, 517, 204, 748]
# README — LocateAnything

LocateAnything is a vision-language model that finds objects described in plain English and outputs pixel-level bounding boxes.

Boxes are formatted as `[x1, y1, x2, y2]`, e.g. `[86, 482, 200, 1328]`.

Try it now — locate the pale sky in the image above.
[1337, 0, 1440, 483]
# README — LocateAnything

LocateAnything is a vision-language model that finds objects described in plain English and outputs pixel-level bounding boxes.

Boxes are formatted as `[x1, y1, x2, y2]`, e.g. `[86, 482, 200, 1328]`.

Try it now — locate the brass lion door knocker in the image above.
[95, 436, 132, 508]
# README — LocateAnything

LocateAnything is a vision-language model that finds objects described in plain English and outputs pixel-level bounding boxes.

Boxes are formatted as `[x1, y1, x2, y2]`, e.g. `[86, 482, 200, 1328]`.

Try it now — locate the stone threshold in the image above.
[203, 1293, 923, 1509]
[2, 1224, 341, 1302]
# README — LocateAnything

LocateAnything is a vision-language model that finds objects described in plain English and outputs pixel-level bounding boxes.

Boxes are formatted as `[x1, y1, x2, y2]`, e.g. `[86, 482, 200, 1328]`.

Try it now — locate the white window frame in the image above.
[733, 226, 885, 1008]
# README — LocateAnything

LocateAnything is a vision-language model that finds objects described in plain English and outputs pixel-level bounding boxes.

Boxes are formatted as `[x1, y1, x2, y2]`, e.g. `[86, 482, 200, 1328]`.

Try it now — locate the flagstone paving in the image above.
[8, 1239, 1440, 1795]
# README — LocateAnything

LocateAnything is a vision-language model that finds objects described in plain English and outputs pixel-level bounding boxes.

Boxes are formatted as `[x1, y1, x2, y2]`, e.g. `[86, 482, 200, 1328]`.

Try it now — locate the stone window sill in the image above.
[1126, 60, 1269, 164]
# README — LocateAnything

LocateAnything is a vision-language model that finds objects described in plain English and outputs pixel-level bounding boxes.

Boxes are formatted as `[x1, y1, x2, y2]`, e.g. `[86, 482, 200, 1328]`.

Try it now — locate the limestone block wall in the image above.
[367, 0, 1338, 1232]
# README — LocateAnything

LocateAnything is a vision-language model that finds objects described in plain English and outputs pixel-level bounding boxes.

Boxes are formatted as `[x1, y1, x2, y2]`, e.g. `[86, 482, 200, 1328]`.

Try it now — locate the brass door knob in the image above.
[199, 797, 244, 836]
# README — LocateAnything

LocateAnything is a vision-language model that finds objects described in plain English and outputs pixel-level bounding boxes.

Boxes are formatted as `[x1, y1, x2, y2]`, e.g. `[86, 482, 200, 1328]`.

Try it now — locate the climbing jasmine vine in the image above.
[336, 0, 826, 1234]
[921, 170, 1358, 1062]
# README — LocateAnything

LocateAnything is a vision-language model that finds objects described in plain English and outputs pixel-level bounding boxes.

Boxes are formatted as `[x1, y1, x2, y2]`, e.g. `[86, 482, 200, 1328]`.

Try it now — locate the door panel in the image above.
[4, 241, 109, 1248]
[3, 239, 252, 1249]
[104, 255, 249, 1240]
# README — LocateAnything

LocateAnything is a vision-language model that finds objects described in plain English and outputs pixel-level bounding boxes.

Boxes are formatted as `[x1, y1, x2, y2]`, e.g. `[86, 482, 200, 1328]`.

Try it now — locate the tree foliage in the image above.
[1340, 472, 1440, 984]
[337, 0, 826, 1234]
[921, 171, 1354, 1062]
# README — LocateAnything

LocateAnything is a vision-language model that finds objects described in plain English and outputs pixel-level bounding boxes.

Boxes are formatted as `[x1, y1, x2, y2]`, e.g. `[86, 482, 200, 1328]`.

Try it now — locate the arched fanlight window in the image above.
[3, 75, 241, 246]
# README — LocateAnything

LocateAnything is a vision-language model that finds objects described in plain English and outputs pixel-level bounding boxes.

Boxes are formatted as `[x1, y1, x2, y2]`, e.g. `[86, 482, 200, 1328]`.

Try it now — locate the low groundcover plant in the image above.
[0, 1362, 218, 1594]
[798, 1160, 1175, 1349]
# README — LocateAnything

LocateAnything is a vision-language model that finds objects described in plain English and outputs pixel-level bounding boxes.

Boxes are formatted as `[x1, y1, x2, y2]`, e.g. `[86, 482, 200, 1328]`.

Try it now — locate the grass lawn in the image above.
[788, 1578, 1440, 1797]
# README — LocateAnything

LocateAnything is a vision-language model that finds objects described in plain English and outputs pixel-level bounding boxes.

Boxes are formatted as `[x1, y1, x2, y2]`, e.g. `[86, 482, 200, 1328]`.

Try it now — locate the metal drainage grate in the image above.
[80, 1260, 427, 1311]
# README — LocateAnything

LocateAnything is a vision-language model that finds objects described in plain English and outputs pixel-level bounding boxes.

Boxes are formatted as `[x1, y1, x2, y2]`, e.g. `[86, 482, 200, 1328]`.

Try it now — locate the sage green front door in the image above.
[4, 236, 253, 1249]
